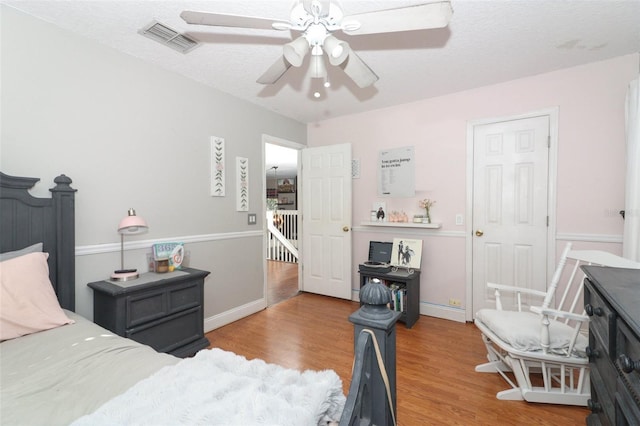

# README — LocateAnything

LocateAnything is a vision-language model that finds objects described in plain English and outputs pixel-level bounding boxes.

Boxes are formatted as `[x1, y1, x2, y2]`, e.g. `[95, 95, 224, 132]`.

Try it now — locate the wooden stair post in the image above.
[342, 278, 401, 425]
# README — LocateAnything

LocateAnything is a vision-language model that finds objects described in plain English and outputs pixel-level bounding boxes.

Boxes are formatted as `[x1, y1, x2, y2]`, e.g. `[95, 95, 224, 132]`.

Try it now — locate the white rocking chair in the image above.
[474, 242, 640, 406]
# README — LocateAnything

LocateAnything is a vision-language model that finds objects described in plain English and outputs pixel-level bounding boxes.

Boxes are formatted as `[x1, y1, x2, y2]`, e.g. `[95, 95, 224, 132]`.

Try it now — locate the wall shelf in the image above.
[360, 221, 442, 229]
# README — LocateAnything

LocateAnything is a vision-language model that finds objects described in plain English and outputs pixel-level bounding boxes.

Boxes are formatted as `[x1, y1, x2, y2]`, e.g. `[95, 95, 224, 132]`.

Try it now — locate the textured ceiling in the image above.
[3, 0, 640, 126]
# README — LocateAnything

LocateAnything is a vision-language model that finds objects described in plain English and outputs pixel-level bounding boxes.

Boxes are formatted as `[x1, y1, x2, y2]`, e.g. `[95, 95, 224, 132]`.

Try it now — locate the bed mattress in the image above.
[0, 311, 178, 426]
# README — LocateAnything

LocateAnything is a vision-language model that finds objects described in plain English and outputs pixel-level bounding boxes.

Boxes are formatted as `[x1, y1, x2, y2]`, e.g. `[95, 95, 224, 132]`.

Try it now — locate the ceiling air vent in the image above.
[139, 21, 199, 54]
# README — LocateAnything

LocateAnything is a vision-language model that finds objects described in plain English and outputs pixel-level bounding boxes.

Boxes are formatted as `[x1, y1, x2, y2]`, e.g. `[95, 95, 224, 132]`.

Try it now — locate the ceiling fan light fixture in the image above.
[323, 35, 349, 65]
[283, 36, 310, 67]
[310, 55, 327, 79]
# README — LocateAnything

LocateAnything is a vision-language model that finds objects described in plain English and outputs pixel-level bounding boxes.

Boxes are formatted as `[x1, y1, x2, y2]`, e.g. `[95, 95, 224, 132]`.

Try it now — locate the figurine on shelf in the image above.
[376, 207, 385, 221]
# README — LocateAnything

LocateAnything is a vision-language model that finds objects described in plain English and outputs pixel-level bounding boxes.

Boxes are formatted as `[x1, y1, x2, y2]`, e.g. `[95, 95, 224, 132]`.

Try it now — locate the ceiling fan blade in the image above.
[180, 10, 290, 31]
[340, 51, 378, 89]
[302, 0, 331, 17]
[257, 56, 293, 84]
[342, 1, 453, 35]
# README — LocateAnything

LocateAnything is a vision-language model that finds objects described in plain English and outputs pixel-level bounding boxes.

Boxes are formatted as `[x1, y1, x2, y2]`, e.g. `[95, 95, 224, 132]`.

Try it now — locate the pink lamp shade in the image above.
[111, 208, 148, 282]
[117, 208, 148, 235]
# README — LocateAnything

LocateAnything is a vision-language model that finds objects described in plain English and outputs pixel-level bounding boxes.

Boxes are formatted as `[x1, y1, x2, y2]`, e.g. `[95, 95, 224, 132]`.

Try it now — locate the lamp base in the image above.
[111, 269, 139, 282]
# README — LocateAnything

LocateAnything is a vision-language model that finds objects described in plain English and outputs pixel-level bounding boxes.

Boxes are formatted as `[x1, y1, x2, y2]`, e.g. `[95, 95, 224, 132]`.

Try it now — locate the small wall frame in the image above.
[236, 157, 249, 211]
[210, 136, 225, 196]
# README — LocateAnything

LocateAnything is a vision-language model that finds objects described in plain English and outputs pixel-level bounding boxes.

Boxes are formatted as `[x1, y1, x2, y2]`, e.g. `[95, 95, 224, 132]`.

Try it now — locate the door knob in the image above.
[343, 226, 350, 232]
[475, 229, 484, 237]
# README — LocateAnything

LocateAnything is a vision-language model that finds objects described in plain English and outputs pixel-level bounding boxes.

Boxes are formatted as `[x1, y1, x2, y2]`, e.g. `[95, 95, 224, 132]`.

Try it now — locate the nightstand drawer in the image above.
[169, 282, 200, 313]
[126, 281, 202, 327]
[127, 306, 203, 354]
[127, 289, 168, 327]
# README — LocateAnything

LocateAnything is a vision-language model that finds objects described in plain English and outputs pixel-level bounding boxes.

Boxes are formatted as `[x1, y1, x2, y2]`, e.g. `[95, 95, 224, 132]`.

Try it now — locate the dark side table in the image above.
[88, 267, 210, 357]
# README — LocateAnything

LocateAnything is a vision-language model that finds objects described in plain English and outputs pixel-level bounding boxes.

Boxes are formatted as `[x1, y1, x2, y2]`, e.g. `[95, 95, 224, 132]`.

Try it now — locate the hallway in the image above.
[267, 260, 299, 306]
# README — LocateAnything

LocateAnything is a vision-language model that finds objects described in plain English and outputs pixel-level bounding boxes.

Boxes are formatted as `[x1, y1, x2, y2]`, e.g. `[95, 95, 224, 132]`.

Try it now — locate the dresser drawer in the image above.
[585, 279, 617, 358]
[616, 320, 640, 403]
[617, 377, 640, 426]
[127, 306, 203, 354]
[590, 330, 618, 404]
[590, 365, 615, 425]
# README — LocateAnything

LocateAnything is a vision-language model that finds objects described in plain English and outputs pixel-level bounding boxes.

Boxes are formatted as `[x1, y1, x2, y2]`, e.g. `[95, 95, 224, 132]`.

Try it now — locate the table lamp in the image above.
[111, 208, 148, 281]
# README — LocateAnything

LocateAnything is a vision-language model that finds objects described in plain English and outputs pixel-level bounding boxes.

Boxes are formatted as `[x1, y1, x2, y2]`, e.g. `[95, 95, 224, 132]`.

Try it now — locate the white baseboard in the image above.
[420, 303, 466, 323]
[204, 298, 267, 333]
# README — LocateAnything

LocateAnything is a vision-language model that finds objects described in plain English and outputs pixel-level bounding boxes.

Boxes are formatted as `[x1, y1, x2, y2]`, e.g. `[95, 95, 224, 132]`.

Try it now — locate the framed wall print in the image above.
[391, 238, 423, 269]
[277, 178, 295, 193]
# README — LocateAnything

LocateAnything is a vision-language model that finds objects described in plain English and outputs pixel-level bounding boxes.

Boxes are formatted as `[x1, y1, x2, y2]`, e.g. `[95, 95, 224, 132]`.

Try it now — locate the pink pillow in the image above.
[0, 252, 74, 341]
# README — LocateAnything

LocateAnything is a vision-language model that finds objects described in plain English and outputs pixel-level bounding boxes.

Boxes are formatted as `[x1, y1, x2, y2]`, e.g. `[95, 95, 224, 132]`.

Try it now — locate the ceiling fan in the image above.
[181, 0, 453, 89]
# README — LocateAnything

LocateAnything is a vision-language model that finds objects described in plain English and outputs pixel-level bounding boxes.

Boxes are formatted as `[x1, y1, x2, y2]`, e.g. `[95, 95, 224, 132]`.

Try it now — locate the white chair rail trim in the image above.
[75, 230, 263, 256]
[556, 232, 623, 243]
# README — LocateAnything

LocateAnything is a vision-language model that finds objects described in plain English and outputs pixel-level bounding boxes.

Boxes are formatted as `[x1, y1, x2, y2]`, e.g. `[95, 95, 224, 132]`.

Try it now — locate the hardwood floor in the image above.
[267, 260, 299, 306]
[206, 292, 588, 425]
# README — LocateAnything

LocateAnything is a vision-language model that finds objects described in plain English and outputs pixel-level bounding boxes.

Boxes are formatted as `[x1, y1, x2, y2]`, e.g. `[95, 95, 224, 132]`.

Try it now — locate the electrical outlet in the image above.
[449, 298, 461, 307]
[455, 214, 463, 226]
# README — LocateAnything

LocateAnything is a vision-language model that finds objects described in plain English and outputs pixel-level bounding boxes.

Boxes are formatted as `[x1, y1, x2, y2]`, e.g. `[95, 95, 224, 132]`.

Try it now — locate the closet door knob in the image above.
[475, 229, 484, 237]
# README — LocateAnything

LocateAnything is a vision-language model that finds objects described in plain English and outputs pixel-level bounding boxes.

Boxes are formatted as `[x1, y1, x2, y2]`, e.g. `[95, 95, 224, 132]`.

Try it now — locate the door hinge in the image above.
[547, 136, 551, 148]
[547, 216, 549, 226]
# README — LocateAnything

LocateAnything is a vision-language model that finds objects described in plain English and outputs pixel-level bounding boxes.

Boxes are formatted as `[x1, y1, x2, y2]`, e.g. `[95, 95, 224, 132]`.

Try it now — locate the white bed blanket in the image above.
[72, 348, 346, 426]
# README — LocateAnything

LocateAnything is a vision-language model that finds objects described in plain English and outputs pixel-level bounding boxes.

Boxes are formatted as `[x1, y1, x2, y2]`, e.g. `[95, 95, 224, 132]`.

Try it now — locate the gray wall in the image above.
[1, 6, 307, 321]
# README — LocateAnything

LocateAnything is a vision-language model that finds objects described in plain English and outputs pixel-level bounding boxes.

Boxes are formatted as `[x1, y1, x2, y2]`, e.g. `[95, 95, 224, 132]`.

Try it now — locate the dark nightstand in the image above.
[88, 267, 210, 358]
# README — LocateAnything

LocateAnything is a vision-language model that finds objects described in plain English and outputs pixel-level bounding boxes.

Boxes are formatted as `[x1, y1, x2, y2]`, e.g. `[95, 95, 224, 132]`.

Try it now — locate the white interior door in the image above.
[301, 143, 352, 299]
[471, 115, 551, 314]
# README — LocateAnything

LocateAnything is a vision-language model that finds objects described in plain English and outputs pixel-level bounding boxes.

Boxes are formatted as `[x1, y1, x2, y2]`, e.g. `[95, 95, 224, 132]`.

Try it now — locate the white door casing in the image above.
[262, 135, 304, 307]
[301, 143, 352, 299]
[468, 111, 557, 319]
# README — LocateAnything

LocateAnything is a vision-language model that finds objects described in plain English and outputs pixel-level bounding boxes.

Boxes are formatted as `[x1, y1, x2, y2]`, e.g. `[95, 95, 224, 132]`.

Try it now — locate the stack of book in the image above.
[389, 283, 407, 313]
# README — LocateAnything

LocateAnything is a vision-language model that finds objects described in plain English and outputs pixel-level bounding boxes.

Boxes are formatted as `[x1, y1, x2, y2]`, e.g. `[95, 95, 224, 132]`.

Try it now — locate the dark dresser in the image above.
[88, 267, 210, 358]
[583, 266, 640, 425]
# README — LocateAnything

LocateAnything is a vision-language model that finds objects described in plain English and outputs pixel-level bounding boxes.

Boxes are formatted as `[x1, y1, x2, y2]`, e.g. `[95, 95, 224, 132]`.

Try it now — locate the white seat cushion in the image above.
[475, 309, 588, 357]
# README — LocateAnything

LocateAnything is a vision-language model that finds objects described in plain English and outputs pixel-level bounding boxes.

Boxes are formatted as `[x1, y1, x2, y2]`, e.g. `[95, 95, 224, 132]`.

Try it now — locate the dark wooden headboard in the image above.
[0, 172, 77, 310]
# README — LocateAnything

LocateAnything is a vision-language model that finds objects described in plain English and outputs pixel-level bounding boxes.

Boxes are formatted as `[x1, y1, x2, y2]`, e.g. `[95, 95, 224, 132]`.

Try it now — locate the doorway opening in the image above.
[265, 142, 300, 306]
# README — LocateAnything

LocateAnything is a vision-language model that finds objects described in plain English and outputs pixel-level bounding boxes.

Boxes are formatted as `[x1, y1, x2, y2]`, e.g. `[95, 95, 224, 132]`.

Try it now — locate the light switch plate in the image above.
[351, 159, 361, 179]
[248, 213, 257, 225]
